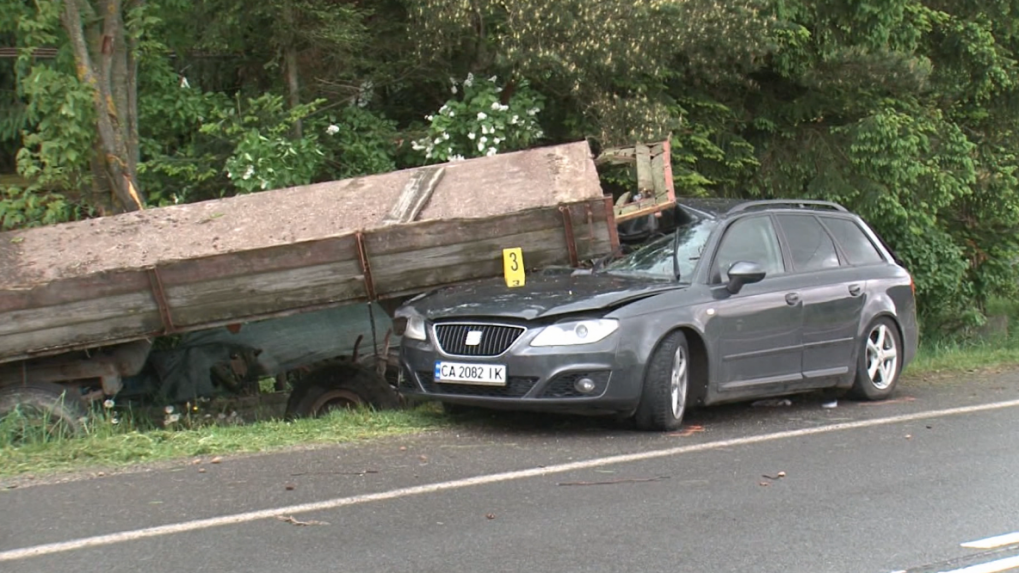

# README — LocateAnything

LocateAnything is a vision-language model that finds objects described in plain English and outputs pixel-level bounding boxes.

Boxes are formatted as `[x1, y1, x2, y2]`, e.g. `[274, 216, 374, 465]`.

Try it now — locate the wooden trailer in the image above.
[0, 141, 627, 425]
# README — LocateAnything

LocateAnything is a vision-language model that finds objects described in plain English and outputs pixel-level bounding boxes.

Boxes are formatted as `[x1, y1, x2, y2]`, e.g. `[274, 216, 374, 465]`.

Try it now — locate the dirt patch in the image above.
[0, 142, 602, 289]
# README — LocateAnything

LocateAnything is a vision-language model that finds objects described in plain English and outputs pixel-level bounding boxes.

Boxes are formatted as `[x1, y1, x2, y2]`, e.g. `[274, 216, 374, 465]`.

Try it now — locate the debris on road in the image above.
[752, 399, 792, 407]
[668, 424, 705, 437]
[197, 468, 206, 474]
[277, 515, 328, 526]
[210, 456, 222, 464]
[284, 483, 296, 490]
[557, 475, 670, 487]
[485, 513, 496, 520]
[761, 471, 787, 481]
[289, 469, 379, 477]
[822, 399, 838, 409]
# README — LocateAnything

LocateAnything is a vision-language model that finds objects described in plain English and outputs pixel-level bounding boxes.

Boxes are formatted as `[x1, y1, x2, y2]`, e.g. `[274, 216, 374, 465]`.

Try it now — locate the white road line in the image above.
[936, 555, 1019, 573]
[963, 532, 1019, 550]
[3, 397, 1019, 563]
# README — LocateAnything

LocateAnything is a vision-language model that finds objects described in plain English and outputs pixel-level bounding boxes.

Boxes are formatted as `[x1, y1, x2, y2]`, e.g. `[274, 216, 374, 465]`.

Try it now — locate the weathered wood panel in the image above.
[0, 290, 157, 338]
[167, 264, 366, 327]
[0, 313, 163, 359]
[0, 270, 151, 313]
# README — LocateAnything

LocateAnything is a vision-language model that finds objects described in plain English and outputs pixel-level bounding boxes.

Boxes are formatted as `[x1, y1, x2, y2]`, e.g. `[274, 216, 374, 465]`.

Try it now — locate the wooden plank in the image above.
[0, 291, 157, 338]
[381, 166, 445, 226]
[0, 314, 163, 361]
[157, 235, 358, 286]
[365, 203, 569, 256]
[166, 262, 366, 327]
[0, 270, 150, 314]
[651, 150, 667, 197]
[636, 144, 653, 194]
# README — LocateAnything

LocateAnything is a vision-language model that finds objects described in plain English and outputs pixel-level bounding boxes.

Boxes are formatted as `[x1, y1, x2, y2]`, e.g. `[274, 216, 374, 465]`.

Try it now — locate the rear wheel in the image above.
[849, 317, 902, 400]
[634, 331, 690, 432]
[0, 382, 88, 442]
[285, 363, 400, 419]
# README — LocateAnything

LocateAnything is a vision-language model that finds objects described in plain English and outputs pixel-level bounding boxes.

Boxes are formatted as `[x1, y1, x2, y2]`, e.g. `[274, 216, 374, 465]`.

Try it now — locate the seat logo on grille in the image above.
[465, 331, 483, 346]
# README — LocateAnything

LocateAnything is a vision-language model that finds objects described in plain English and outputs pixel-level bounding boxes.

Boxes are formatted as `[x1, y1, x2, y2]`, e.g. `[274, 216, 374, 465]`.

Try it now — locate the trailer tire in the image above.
[0, 382, 88, 440]
[285, 363, 400, 419]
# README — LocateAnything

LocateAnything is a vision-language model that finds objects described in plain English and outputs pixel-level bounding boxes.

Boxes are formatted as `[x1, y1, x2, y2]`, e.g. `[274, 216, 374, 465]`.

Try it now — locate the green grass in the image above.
[905, 297, 1019, 377]
[0, 403, 450, 479]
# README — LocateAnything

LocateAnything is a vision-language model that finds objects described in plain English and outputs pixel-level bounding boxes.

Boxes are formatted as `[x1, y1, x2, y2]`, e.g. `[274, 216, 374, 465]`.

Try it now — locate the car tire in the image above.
[849, 317, 902, 401]
[285, 362, 400, 419]
[0, 382, 88, 441]
[634, 331, 690, 432]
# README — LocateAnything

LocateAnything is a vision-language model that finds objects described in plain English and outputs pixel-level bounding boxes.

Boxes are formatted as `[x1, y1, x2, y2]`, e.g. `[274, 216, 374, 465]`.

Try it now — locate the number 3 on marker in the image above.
[503, 247, 525, 287]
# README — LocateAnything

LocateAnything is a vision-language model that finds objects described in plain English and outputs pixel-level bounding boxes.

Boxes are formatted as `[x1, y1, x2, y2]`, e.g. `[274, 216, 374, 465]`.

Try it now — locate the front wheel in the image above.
[285, 363, 400, 419]
[849, 317, 902, 401]
[634, 331, 690, 432]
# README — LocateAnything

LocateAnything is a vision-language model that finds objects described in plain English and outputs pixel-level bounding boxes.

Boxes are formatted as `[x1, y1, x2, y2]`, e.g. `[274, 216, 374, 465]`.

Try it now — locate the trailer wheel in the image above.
[285, 363, 400, 419]
[0, 382, 88, 441]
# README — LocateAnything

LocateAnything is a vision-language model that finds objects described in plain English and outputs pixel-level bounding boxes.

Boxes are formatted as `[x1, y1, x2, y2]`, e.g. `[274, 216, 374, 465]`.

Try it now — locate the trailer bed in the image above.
[0, 141, 618, 363]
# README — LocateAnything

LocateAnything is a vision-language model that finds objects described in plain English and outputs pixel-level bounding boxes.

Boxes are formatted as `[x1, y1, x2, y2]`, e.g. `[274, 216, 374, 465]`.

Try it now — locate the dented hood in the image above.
[402, 270, 686, 321]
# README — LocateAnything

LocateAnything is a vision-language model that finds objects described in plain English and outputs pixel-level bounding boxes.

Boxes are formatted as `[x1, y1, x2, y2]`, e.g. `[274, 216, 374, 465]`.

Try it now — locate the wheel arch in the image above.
[641, 326, 710, 407]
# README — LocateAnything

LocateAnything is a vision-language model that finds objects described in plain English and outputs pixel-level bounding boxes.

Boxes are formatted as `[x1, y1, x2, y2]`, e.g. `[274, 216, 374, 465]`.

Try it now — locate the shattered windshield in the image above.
[603, 218, 718, 281]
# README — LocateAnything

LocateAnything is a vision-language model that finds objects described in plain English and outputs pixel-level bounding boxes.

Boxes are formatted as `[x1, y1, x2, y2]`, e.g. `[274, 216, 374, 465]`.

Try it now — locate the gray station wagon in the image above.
[394, 199, 919, 431]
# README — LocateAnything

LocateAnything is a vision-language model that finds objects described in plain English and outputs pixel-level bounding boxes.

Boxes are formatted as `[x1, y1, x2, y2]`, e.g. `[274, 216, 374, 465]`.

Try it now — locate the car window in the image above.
[604, 218, 718, 281]
[711, 215, 784, 283]
[820, 217, 885, 265]
[776, 214, 841, 272]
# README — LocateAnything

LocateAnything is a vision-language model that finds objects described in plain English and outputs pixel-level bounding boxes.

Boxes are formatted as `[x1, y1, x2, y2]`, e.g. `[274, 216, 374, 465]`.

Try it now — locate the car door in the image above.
[774, 213, 866, 383]
[703, 214, 804, 395]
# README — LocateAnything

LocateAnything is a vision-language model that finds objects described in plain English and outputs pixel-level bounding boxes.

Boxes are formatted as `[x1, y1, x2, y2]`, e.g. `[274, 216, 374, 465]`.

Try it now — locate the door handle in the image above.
[785, 292, 800, 305]
[848, 284, 862, 297]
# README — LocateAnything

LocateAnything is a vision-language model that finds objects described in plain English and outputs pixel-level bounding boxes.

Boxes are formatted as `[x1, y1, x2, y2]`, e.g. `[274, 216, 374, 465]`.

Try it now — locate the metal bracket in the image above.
[355, 231, 377, 301]
[146, 267, 176, 334]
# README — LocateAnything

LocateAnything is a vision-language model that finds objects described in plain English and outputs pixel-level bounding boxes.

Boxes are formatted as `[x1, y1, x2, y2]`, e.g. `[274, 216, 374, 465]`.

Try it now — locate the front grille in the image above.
[418, 371, 538, 398]
[433, 323, 525, 357]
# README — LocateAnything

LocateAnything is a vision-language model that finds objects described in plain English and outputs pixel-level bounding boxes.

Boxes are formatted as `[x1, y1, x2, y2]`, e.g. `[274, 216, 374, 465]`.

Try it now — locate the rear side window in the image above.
[776, 214, 841, 272]
[821, 217, 884, 265]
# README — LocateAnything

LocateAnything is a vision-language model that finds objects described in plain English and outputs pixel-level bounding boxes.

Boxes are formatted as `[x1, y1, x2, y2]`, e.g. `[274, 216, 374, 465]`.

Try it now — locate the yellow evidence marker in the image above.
[503, 247, 525, 288]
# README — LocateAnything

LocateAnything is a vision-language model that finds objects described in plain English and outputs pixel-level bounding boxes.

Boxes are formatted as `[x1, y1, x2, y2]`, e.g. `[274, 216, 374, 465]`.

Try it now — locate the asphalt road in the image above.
[3, 371, 1019, 573]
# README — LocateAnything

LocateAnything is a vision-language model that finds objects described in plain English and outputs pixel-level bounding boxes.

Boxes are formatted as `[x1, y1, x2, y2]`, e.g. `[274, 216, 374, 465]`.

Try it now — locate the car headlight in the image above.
[530, 319, 619, 347]
[394, 309, 428, 341]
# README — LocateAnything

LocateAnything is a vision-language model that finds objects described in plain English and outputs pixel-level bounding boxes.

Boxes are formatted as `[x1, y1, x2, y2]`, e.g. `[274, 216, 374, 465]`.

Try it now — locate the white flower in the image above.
[449, 76, 458, 85]
[442, 132, 450, 140]
[488, 75, 497, 82]
[164, 405, 175, 414]
[486, 147, 497, 156]
[103, 399, 115, 409]
[449, 111, 455, 117]
[535, 130, 544, 138]
[450, 154, 465, 161]
[439, 104, 449, 114]
[527, 107, 539, 116]
[111, 417, 120, 425]
[425, 114, 434, 121]
[493, 137, 502, 144]
[465, 72, 474, 87]
[482, 124, 491, 135]
[242, 165, 254, 180]
[325, 124, 339, 135]
[499, 104, 510, 112]
[478, 141, 485, 152]
[434, 137, 442, 145]
[477, 112, 487, 120]
[511, 115, 520, 124]
[491, 101, 501, 110]
[451, 85, 458, 94]
[179, 76, 190, 89]
[468, 132, 476, 140]
[411, 140, 425, 151]
[170, 413, 181, 423]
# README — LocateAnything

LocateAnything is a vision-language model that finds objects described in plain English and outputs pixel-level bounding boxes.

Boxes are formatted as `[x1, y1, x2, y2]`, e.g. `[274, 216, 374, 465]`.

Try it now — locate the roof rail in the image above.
[726, 199, 848, 214]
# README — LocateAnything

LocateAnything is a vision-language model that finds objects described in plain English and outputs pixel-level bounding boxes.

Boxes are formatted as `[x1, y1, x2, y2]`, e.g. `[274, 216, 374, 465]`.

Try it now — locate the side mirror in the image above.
[726, 261, 766, 294]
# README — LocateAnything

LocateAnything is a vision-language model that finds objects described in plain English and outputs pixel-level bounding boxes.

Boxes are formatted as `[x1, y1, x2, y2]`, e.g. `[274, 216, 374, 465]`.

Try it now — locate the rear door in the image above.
[774, 213, 867, 384]
[703, 214, 804, 395]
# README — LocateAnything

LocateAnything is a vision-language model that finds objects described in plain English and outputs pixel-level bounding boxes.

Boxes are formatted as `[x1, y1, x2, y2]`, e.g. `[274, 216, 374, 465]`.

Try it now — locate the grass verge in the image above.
[0, 403, 450, 479]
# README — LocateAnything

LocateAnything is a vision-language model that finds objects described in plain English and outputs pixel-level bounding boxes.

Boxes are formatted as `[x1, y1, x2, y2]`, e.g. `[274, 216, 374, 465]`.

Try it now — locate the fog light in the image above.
[574, 377, 597, 394]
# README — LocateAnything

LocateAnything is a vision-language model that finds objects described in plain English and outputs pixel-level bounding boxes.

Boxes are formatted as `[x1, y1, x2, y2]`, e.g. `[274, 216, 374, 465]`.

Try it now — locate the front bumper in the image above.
[398, 325, 644, 415]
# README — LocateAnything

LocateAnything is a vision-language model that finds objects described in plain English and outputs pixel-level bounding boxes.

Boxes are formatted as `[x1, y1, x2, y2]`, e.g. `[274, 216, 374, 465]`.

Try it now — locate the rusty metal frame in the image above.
[559, 204, 580, 267]
[146, 267, 176, 335]
[354, 231, 378, 301]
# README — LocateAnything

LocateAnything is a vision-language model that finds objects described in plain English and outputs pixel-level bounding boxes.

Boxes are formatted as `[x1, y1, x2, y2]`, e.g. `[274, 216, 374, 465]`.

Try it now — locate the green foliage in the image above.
[412, 74, 544, 162]
[0, 185, 77, 231]
[199, 94, 325, 194]
[312, 105, 400, 180]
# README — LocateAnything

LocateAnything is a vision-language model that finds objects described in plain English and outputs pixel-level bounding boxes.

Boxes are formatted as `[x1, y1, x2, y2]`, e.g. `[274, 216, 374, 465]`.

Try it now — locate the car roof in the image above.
[676, 197, 851, 219]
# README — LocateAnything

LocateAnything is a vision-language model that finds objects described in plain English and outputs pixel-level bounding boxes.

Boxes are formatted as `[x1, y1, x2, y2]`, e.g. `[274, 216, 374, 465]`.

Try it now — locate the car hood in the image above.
[401, 270, 687, 321]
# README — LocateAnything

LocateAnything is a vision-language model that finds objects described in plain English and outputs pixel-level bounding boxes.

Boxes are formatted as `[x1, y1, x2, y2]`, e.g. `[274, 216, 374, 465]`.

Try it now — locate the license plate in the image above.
[434, 361, 507, 386]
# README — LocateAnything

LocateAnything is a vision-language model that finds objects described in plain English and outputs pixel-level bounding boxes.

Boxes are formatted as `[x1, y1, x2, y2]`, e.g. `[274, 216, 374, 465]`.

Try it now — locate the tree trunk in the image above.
[283, 0, 302, 140]
[59, 0, 145, 213]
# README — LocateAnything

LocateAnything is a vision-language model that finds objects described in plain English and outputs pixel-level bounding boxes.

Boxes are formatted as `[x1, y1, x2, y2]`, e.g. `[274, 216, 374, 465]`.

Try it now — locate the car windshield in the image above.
[603, 218, 718, 281]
